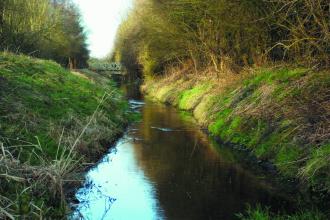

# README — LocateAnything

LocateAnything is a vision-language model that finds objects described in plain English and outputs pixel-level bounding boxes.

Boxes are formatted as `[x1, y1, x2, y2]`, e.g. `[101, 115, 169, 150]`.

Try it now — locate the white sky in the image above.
[73, 0, 133, 58]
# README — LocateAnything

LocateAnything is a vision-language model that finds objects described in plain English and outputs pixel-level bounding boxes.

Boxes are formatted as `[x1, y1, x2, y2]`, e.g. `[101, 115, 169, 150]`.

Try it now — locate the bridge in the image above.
[104, 62, 122, 72]
[90, 62, 126, 75]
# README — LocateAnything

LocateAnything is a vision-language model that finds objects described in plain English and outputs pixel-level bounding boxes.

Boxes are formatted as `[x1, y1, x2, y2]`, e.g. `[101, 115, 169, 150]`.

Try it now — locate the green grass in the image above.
[209, 108, 233, 136]
[143, 66, 330, 195]
[179, 83, 213, 110]
[300, 143, 330, 190]
[206, 68, 330, 184]
[0, 52, 129, 218]
[238, 205, 327, 220]
[0, 52, 128, 160]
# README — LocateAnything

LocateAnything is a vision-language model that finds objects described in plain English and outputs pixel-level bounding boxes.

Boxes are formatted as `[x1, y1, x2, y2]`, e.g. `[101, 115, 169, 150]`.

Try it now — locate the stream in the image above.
[72, 84, 292, 220]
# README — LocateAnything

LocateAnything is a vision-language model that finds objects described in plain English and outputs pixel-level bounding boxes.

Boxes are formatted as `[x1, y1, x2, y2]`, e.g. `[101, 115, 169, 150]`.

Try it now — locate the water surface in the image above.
[73, 98, 289, 220]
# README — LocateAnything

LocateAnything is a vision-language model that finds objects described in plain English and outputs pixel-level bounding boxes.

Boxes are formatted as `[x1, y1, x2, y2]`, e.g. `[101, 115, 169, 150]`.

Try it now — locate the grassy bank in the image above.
[142, 65, 330, 217]
[0, 53, 129, 218]
[237, 205, 326, 220]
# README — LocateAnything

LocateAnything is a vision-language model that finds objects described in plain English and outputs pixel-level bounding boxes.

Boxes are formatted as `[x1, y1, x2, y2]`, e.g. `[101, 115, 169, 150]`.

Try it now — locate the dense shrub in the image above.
[113, 0, 330, 78]
[0, 0, 89, 68]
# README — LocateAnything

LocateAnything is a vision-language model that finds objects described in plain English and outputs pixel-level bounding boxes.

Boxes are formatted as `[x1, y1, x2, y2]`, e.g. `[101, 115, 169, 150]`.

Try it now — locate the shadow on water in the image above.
[72, 82, 293, 220]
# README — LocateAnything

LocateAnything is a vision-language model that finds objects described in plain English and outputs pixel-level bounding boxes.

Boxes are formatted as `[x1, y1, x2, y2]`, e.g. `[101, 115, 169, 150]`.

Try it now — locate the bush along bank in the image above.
[142, 65, 330, 217]
[0, 52, 130, 218]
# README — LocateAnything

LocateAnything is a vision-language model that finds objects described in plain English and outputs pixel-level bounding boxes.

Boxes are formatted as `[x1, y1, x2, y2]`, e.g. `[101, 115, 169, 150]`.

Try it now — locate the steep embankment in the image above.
[0, 53, 129, 218]
[142, 66, 330, 193]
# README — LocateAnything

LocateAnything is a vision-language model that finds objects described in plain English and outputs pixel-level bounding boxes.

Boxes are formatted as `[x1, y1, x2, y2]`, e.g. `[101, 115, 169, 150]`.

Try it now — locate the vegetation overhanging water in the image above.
[72, 84, 296, 220]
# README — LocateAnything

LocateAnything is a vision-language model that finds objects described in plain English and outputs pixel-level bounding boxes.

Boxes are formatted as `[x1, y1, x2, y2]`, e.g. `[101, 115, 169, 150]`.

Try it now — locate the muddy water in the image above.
[72, 91, 290, 219]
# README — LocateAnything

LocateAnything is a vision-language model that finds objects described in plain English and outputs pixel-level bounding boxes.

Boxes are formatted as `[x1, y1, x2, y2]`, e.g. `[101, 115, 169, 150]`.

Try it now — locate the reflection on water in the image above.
[73, 137, 164, 220]
[73, 99, 289, 220]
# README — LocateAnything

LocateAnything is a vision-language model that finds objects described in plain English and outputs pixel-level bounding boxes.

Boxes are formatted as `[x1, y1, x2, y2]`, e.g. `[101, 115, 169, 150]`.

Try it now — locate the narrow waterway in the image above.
[72, 84, 291, 220]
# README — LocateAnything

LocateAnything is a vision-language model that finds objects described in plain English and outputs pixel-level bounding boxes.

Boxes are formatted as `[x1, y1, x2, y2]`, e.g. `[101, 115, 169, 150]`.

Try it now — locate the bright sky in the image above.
[73, 0, 133, 58]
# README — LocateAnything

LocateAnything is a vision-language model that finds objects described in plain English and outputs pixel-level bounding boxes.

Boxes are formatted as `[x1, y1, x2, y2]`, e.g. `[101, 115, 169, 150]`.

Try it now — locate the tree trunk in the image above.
[210, 53, 220, 79]
[68, 57, 74, 69]
[189, 50, 198, 74]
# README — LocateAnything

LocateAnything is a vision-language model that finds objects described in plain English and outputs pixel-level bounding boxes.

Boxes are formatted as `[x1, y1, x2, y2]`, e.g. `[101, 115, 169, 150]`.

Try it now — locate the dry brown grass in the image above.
[292, 74, 330, 145]
[0, 137, 82, 218]
[0, 91, 122, 218]
[143, 62, 330, 191]
[241, 71, 329, 147]
[143, 61, 251, 94]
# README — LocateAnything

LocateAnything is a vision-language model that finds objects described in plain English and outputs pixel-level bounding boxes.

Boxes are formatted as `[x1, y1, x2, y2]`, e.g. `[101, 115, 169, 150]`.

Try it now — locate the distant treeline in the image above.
[0, 0, 89, 68]
[113, 0, 330, 78]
